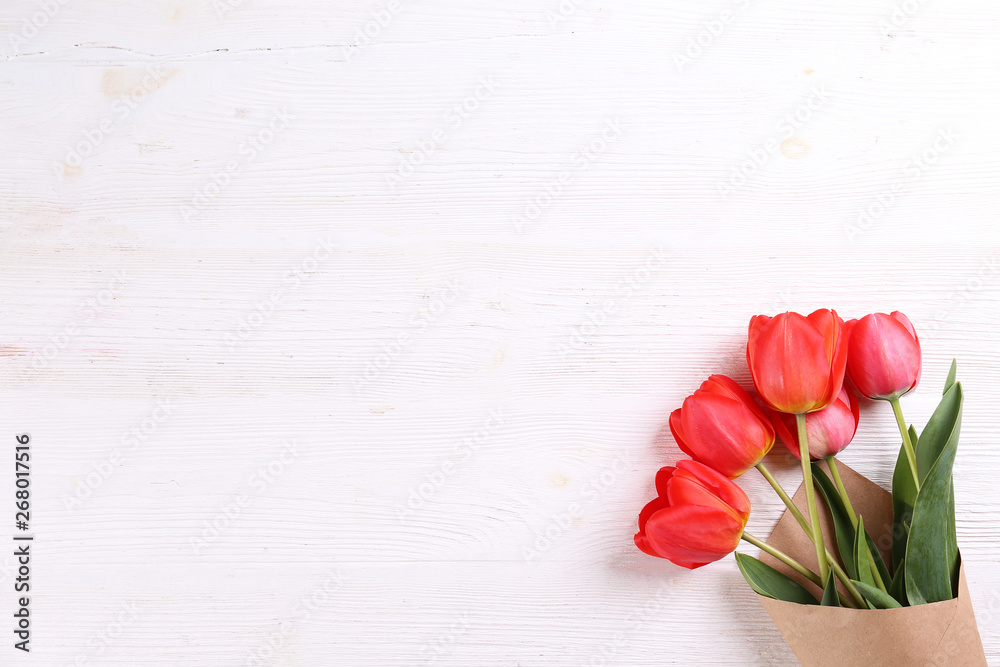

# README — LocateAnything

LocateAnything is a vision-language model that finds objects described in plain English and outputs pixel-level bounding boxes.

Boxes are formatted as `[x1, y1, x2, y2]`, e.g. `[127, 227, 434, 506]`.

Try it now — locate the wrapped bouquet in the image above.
[634, 311, 986, 666]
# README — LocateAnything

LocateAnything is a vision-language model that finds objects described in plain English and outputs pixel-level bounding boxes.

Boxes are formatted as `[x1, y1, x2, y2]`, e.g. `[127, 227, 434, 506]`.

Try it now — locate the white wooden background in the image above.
[2, 1, 999, 665]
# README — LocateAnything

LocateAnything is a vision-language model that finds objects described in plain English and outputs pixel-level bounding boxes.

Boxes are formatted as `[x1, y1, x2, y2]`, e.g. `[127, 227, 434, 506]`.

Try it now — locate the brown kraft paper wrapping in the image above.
[754, 460, 986, 666]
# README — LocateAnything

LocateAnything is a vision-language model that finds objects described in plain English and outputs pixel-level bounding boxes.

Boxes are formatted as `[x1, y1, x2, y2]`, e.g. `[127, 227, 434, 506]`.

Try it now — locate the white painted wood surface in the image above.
[2, 1, 1000, 664]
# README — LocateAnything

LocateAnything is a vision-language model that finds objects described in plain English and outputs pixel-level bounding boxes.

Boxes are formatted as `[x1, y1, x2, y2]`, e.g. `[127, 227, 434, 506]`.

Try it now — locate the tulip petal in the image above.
[679, 392, 772, 477]
[746, 315, 771, 377]
[668, 409, 696, 461]
[890, 311, 917, 338]
[748, 314, 771, 352]
[807, 308, 839, 363]
[706, 375, 775, 429]
[848, 313, 921, 398]
[634, 532, 662, 558]
[891, 311, 921, 389]
[674, 460, 751, 520]
[770, 410, 800, 459]
[750, 312, 830, 413]
[654, 466, 676, 499]
[700, 375, 742, 399]
[667, 472, 739, 519]
[644, 504, 745, 568]
[637, 494, 671, 531]
[803, 386, 858, 458]
[843, 318, 858, 344]
[822, 312, 849, 409]
[771, 385, 859, 459]
[847, 385, 860, 423]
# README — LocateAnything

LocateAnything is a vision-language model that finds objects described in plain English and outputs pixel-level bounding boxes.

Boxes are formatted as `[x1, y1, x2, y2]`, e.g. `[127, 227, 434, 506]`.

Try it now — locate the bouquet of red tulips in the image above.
[634, 311, 986, 666]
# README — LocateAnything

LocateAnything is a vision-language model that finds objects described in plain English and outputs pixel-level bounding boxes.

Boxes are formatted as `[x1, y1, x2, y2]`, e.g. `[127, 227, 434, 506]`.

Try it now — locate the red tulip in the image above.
[747, 309, 849, 414]
[771, 385, 860, 460]
[669, 375, 775, 478]
[634, 460, 750, 569]
[845, 312, 921, 400]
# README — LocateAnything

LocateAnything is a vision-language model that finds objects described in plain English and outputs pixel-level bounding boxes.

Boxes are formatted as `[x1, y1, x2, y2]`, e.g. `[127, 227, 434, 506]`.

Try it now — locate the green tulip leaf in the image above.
[735, 553, 818, 605]
[866, 530, 892, 587]
[944, 359, 957, 394]
[888, 556, 908, 607]
[811, 463, 857, 580]
[916, 379, 963, 481]
[905, 382, 962, 605]
[907, 424, 919, 475]
[891, 425, 919, 569]
[854, 516, 877, 589]
[853, 580, 903, 609]
[820, 571, 840, 607]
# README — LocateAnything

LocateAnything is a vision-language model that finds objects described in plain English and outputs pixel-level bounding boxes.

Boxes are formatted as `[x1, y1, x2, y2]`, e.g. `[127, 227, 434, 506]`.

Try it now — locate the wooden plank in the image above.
[1, 1, 999, 663]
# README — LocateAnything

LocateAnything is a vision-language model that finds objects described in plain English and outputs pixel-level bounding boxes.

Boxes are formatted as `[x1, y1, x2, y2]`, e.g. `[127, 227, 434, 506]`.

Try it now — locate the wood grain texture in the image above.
[1, 1, 999, 664]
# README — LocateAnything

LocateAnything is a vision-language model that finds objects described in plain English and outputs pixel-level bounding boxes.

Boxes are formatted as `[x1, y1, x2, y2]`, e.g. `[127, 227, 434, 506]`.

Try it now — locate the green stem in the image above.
[868, 558, 888, 594]
[889, 397, 920, 492]
[828, 557, 867, 608]
[755, 463, 809, 529]
[796, 413, 828, 581]
[741, 533, 857, 608]
[827, 456, 888, 594]
[740, 532, 821, 587]
[755, 462, 864, 606]
[826, 457, 857, 527]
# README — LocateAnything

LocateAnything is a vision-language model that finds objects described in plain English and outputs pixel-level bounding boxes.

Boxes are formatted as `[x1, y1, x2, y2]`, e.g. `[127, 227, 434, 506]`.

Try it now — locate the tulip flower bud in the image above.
[845, 311, 921, 400]
[669, 375, 775, 478]
[770, 385, 860, 460]
[634, 460, 750, 569]
[747, 309, 849, 414]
